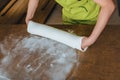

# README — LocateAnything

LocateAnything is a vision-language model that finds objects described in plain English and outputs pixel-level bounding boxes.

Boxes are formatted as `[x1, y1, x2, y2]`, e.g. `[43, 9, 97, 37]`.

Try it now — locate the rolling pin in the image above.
[27, 21, 88, 52]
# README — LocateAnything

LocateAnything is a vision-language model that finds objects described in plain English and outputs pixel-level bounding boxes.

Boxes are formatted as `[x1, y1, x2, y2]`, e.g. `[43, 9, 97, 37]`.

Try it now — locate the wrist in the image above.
[88, 36, 97, 45]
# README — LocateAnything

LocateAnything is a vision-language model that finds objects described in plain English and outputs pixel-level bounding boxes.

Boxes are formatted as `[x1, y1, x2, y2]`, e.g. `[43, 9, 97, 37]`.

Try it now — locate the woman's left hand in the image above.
[81, 37, 96, 49]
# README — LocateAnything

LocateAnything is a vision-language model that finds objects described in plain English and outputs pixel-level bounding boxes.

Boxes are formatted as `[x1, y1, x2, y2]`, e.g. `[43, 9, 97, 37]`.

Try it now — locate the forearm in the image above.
[89, 2, 115, 43]
[26, 0, 39, 20]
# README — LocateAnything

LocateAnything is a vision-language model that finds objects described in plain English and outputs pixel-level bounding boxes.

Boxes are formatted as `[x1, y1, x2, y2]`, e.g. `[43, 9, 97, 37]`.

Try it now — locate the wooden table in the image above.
[0, 24, 120, 80]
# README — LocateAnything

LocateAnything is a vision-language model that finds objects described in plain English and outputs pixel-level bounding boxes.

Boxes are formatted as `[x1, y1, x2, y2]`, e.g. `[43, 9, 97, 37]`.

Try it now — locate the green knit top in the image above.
[55, 0, 100, 24]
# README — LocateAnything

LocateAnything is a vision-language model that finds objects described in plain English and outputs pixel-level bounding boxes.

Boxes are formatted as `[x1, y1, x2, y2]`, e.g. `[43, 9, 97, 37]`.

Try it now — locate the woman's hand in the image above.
[81, 37, 96, 49]
[25, 0, 39, 25]
[25, 17, 32, 25]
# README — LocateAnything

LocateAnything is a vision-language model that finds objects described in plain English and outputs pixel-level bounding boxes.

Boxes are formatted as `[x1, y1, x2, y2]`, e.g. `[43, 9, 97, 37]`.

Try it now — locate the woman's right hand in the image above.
[25, 17, 32, 25]
[25, 0, 40, 25]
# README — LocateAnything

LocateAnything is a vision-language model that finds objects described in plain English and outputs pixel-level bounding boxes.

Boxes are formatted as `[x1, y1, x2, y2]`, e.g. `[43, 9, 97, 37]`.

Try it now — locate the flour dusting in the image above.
[0, 34, 79, 80]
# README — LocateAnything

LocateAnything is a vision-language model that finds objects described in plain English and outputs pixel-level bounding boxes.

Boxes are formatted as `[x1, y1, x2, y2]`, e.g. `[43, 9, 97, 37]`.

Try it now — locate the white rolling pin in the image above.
[27, 21, 88, 52]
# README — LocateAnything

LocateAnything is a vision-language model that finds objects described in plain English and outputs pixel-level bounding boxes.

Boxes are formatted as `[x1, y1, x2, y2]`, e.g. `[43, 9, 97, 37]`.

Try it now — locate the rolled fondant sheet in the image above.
[27, 21, 88, 52]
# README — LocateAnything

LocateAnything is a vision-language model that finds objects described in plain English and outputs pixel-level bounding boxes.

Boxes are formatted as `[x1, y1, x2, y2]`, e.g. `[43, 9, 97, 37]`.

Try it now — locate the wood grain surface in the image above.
[0, 0, 56, 24]
[0, 24, 120, 80]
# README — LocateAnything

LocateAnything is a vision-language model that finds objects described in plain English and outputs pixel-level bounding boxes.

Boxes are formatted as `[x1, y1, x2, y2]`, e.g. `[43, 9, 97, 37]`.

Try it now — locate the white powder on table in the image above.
[0, 34, 79, 80]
